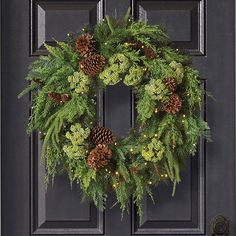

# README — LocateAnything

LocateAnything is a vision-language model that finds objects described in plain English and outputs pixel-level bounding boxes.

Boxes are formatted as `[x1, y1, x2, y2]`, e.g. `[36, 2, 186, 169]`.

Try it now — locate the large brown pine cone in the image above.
[75, 33, 96, 58]
[80, 54, 106, 77]
[164, 94, 182, 114]
[164, 77, 177, 92]
[87, 144, 112, 170]
[90, 126, 116, 145]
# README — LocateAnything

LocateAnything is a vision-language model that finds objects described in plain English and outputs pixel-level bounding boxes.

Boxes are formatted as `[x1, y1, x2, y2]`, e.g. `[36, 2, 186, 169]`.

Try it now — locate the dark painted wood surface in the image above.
[2, 0, 235, 235]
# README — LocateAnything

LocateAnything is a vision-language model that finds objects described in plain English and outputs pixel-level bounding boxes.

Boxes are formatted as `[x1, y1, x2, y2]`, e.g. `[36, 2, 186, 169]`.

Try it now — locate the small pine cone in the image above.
[48, 92, 70, 104]
[130, 166, 138, 174]
[80, 54, 106, 77]
[164, 77, 177, 92]
[75, 33, 96, 57]
[61, 94, 70, 103]
[48, 91, 62, 104]
[144, 47, 155, 60]
[87, 144, 112, 170]
[128, 40, 145, 50]
[90, 126, 116, 145]
[164, 94, 182, 114]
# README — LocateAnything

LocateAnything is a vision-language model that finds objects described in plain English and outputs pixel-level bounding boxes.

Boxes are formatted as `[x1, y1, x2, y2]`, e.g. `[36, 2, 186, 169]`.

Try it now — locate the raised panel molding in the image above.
[30, 1, 105, 233]
[131, 81, 207, 235]
[30, 0, 104, 56]
[30, 134, 104, 235]
[131, 0, 206, 56]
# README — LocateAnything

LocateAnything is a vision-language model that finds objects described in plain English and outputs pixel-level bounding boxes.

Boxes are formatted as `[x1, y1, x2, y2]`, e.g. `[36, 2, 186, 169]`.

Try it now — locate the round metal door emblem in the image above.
[211, 215, 229, 235]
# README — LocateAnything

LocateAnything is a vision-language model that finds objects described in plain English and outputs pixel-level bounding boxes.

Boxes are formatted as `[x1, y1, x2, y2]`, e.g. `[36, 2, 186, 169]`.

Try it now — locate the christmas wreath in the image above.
[19, 9, 211, 216]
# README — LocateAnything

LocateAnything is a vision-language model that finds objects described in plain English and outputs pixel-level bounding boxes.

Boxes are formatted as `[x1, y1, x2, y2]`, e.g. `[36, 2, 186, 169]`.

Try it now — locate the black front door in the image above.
[2, 0, 236, 235]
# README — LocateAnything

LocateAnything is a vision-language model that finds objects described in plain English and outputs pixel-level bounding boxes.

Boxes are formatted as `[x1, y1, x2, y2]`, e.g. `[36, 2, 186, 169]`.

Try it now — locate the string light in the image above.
[108, 171, 111, 174]
[128, 18, 131, 22]
[148, 181, 152, 185]
[113, 184, 117, 188]
[143, 68, 147, 71]
[161, 174, 164, 177]
[141, 45, 145, 49]
[124, 42, 129, 46]
[143, 134, 147, 138]
[114, 142, 117, 146]
[155, 108, 158, 113]
[164, 174, 168, 178]
[104, 42, 107, 45]
[82, 28, 85, 31]
[144, 162, 147, 166]
[115, 171, 119, 176]
[130, 148, 134, 152]
[183, 114, 186, 118]
[176, 48, 179, 52]
[154, 133, 158, 137]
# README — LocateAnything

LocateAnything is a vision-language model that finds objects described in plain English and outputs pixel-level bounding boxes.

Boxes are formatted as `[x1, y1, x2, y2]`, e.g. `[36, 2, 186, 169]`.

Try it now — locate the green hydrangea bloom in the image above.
[108, 53, 130, 73]
[99, 64, 121, 85]
[99, 53, 131, 85]
[63, 123, 90, 159]
[145, 79, 170, 102]
[124, 66, 144, 86]
[169, 61, 184, 83]
[141, 138, 165, 162]
[68, 71, 90, 94]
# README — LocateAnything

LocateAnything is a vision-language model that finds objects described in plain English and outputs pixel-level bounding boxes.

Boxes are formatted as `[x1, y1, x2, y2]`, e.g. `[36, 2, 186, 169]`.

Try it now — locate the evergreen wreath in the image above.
[19, 9, 211, 216]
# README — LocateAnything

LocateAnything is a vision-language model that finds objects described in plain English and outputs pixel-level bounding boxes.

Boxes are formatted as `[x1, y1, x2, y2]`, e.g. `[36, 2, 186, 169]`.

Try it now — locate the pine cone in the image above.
[80, 54, 106, 77]
[144, 47, 155, 60]
[61, 94, 70, 103]
[127, 41, 155, 59]
[164, 94, 182, 114]
[90, 126, 116, 145]
[128, 40, 144, 50]
[75, 33, 96, 58]
[48, 92, 70, 104]
[164, 77, 177, 92]
[87, 144, 112, 170]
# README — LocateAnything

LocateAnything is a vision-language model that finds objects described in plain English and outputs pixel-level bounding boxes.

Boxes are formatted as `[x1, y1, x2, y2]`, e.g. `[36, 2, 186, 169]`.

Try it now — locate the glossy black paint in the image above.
[1, 0, 236, 235]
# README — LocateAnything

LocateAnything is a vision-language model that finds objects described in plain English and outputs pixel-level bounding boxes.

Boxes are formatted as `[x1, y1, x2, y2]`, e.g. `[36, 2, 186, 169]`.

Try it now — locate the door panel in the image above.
[30, 0, 105, 234]
[131, 1, 206, 234]
[31, 0, 103, 55]
[132, 0, 205, 55]
[31, 134, 104, 235]
[2, 0, 236, 236]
